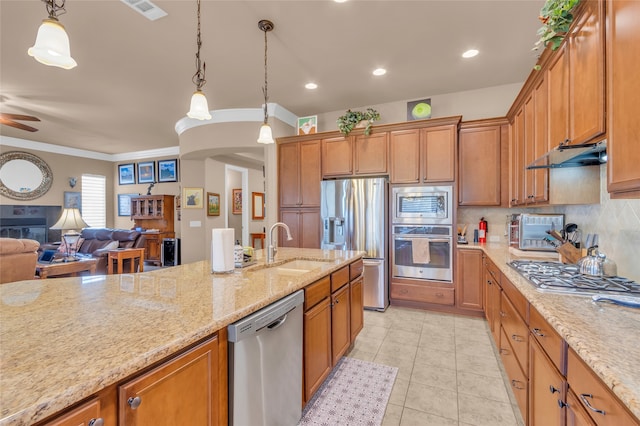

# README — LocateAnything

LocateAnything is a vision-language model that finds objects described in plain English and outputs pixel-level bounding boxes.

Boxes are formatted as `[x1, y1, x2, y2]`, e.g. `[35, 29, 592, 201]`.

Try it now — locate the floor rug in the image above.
[298, 357, 398, 426]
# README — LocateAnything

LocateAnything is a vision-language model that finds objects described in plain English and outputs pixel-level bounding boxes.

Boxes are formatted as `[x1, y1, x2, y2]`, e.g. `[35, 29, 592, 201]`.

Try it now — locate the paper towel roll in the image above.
[211, 228, 235, 273]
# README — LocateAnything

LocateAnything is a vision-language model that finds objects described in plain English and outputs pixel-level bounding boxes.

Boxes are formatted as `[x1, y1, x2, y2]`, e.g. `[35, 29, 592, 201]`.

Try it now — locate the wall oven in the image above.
[392, 186, 453, 225]
[392, 225, 453, 282]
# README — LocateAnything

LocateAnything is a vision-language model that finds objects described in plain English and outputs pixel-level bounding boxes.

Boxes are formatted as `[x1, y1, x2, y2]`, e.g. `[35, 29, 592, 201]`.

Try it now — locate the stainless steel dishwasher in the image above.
[228, 289, 304, 426]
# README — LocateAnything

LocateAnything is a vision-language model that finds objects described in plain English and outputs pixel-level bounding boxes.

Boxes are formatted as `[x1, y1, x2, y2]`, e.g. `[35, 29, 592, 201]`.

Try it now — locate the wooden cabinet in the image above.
[349, 260, 364, 342]
[278, 140, 321, 208]
[566, 388, 597, 426]
[330, 283, 350, 366]
[532, 76, 549, 203]
[547, 43, 570, 149]
[606, 0, 640, 197]
[511, 106, 526, 206]
[389, 129, 421, 183]
[458, 118, 509, 206]
[483, 255, 501, 344]
[280, 209, 321, 249]
[529, 338, 565, 426]
[43, 396, 112, 426]
[321, 133, 388, 178]
[119, 336, 220, 425]
[321, 136, 352, 177]
[131, 195, 175, 266]
[499, 326, 528, 422]
[303, 288, 332, 403]
[456, 249, 483, 311]
[390, 281, 455, 306]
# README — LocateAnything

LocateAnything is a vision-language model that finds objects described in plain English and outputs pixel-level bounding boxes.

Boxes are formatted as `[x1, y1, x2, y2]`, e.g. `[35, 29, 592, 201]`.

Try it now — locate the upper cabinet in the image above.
[279, 140, 321, 208]
[321, 133, 388, 178]
[606, 0, 640, 198]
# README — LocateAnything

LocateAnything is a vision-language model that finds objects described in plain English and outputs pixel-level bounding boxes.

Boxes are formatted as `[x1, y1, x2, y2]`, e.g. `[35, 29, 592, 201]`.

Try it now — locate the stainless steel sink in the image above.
[249, 258, 334, 275]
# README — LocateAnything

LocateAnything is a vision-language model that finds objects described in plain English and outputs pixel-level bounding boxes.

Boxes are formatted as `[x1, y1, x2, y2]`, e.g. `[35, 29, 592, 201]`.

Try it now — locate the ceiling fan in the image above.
[0, 113, 40, 132]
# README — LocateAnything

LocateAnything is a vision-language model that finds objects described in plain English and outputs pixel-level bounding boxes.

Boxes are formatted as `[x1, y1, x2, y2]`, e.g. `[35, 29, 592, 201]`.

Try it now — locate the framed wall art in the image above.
[232, 188, 242, 215]
[207, 192, 220, 216]
[137, 161, 155, 184]
[407, 98, 432, 121]
[297, 115, 317, 135]
[118, 193, 137, 216]
[118, 163, 135, 185]
[252, 192, 264, 220]
[183, 187, 203, 209]
[158, 159, 178, 182]
[64, 191, 81, 209]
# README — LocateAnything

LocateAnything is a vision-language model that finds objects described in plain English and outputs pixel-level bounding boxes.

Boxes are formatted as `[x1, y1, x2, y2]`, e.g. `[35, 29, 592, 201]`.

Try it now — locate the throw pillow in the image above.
[102, 241, 120, 251]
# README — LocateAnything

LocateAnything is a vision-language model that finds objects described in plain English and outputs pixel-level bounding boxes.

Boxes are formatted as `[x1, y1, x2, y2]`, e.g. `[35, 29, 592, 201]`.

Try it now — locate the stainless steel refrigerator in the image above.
[321, 177, 388, 311]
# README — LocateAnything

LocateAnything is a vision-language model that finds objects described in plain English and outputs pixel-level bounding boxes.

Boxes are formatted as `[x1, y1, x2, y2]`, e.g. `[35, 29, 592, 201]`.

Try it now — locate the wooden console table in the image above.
[36, 258, 98, 279]
[107, 248, 145, 274]
[250, 232, 266, 249]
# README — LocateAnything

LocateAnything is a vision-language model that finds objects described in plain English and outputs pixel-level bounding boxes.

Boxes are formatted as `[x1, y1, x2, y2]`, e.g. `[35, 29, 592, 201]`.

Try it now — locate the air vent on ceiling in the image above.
[121, 0, 167, 21]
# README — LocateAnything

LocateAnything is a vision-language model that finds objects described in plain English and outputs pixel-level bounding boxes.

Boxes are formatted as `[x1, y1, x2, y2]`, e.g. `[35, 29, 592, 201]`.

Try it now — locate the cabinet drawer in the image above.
[499, 326, 528, 422]
[349, 259, 364, 281]
[390, 282, 454, 306]
[304, 276, 331, 311]
[501, 275, 528, 321]
[500, 292, 529, 372]
[530, 305, 566, 375]
[331, 266, 350, 293]
[567, 348, 639, 426]
[483, 255, 501, 284]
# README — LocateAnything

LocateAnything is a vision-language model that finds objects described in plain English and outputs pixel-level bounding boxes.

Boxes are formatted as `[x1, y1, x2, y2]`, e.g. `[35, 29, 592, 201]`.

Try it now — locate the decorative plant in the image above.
[337, 108, 380, 136]
[533, 0, 580, 52]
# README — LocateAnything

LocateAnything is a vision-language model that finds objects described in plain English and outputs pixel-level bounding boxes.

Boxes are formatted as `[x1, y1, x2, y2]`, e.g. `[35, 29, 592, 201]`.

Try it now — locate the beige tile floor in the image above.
[346, 305, 526, 426]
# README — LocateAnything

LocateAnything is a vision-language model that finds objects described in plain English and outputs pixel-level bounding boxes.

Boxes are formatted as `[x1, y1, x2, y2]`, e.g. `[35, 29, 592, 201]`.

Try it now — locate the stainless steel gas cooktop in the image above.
[508, 260, 640, 296]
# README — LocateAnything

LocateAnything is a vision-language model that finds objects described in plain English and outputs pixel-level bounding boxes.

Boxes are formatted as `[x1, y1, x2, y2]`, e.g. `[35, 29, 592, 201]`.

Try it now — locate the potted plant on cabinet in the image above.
[533, 0, 580, 51]
[337, 108, 380, 136]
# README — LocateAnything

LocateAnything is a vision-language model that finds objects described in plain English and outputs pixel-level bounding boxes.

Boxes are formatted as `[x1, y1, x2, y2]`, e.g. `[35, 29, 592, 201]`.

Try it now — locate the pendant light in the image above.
[187, 0, 212, 120]
[27, 0, 77, 70]
[257, 19, 275, 144]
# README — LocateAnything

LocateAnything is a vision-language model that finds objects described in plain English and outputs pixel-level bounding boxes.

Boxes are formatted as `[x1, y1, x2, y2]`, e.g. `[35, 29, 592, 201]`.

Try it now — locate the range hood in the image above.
[526, 140, 607, 169]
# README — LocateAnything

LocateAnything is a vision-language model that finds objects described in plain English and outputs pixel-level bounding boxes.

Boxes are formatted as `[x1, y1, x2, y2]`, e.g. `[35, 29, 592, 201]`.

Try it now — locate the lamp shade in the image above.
[257, 123, 274, 144]
[187, 90, 212, 120]
[27, 19, 77, 70]
[50, 208, 89, 231]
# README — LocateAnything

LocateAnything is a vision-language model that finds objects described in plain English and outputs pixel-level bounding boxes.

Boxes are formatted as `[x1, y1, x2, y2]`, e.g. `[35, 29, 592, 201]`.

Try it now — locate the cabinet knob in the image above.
[579, 393, 606, 415]
[127, 396, 142, 410]
[88, 419, 104, 426]
[487, 279, 493, 285]
[557, 400, 568, 408]
[532, 328, 546, 337]
[549, 385, 560, 394]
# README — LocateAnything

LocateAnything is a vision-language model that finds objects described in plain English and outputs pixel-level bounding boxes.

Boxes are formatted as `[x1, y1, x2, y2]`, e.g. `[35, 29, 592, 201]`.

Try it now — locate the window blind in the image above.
[81, 174, 106, 228]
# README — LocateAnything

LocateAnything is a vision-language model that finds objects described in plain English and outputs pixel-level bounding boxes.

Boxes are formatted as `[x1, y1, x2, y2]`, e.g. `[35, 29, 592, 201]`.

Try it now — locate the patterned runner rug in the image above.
[298, 357, 398, 426]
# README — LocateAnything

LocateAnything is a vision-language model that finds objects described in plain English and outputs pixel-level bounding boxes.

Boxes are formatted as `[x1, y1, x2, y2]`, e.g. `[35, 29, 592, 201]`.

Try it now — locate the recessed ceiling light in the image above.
[462, 49, 479, 58]
[372, 68, 387, 76]
[334, 0, 348, 3]
[305, 82, 318, 90]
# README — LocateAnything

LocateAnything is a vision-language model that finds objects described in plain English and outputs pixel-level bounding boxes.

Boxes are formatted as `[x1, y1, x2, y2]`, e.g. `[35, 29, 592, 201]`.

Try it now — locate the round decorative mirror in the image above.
[0, 151, 53, 200]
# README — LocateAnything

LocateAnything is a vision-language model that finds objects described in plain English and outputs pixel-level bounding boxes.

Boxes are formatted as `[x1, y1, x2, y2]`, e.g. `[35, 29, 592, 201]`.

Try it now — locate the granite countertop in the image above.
[459, 243, 640, 421]
[0, 248, 364, 426]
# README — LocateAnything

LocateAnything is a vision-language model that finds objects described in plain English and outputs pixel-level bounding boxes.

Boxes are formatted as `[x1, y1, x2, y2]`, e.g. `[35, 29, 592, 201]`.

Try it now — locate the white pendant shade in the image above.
[27, 19, 77, 70]
[257, 123, 274, 144]
[187, 90, 212, 120]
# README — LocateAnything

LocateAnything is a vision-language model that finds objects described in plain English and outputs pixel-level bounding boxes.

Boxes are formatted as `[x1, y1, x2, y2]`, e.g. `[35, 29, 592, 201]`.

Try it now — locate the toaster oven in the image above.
[516, 213, 564, 251]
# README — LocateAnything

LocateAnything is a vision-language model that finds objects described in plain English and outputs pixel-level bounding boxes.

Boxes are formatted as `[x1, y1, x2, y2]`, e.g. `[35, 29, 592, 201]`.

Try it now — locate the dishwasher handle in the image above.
[255, 306, 296, 333]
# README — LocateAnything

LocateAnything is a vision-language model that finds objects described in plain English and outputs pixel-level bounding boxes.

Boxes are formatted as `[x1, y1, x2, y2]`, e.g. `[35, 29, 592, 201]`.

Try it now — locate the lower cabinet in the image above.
[483, 255, 502, 344]
[303, 295, 332, 402]
[566, 389, 597, 426]
[43, 396, 110, 426]
[142, 232, 173, 266]
[331, 284, 351, 366]
[349, 276, 364, 342]
[529, 338, 565, 426]
[499, 326, 528, 421]
[456, 249, 484, 311]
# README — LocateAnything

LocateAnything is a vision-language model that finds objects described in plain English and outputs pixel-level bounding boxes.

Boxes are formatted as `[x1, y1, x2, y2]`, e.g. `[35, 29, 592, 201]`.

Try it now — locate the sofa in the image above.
[0, 238, 40, 284]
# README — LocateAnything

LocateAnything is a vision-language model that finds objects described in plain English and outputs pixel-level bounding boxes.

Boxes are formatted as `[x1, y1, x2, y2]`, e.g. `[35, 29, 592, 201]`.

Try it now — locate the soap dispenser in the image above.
[234, 240, 243, 267]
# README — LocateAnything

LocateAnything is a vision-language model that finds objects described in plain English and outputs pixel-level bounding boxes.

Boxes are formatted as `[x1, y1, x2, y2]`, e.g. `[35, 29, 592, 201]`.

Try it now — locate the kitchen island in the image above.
[0, 248, 364, 426]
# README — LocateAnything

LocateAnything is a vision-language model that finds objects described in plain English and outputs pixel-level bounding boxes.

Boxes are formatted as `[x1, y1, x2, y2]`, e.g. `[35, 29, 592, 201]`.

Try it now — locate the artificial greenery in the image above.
[336, 108, 380, 136]
[533, 0, 580, 52]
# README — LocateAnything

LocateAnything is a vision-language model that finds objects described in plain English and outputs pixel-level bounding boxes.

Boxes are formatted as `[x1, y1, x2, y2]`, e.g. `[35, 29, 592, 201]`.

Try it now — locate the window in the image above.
[81, 174, 106, 228]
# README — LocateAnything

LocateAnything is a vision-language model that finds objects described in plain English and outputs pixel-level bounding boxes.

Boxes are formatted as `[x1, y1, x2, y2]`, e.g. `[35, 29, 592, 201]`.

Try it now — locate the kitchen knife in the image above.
[546, 229, 566, 243]
[585, 234, 593, 249]
[592, 234, 599, 247]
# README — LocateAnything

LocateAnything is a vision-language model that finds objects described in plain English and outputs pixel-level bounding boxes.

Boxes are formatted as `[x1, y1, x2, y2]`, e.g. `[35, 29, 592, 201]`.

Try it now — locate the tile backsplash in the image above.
[458, 164, 640, 281]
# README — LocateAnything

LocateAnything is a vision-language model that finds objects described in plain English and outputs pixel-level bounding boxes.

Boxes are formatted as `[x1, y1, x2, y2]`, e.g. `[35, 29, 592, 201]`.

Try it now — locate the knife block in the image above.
[557, 243, 582, 264]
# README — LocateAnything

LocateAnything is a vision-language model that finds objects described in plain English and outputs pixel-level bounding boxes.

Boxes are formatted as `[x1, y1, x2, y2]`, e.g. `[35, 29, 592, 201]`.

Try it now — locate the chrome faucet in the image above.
[267, 222, 293, 264]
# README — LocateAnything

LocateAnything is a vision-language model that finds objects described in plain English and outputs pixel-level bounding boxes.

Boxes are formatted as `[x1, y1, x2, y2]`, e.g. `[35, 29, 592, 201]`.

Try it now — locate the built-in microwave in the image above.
[391, 186, 453, 225]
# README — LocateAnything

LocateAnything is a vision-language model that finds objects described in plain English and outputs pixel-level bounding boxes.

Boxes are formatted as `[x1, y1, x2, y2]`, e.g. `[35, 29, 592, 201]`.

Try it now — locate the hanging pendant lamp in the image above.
[27, 0, 77, 69]
[257, 19, 275, 144]
[187, 0, 212, 120]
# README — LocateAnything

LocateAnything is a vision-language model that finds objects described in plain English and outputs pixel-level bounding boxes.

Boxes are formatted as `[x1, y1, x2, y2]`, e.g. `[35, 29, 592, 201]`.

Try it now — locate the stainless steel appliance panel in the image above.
[392, 185, 453, 225]
[392, 225, 453, 282]
[363, 258, 388, 311]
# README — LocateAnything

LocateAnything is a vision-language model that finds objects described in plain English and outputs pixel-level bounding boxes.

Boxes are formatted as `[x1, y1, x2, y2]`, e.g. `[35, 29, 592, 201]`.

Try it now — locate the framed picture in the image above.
[118, 193, 137, 216]
[251, 192, 265, 220]
[137, 161, 155, 184]
[183, 187, 204, 209]
[118, 163, 135, 185]
[407, 98, 432, 121]
[158, 159, 178, 182]
[232, 188, 242, 215]
[297, 115, 317, 135]
[64, 191, 81, 209]
[207, 192, 220, 216]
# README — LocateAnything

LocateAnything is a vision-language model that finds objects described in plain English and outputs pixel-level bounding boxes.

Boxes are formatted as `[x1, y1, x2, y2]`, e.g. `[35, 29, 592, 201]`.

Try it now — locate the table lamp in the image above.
[50, 208, 89, 262]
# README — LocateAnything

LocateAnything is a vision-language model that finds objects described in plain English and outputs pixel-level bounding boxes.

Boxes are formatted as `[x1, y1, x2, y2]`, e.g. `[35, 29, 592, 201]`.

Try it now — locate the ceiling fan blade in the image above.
[0, 113, 41, 122]
[0, 117, 39, 132]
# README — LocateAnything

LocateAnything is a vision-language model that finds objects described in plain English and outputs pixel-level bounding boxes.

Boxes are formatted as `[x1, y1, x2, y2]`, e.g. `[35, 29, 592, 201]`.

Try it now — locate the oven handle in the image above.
[393, 237, 451, 243]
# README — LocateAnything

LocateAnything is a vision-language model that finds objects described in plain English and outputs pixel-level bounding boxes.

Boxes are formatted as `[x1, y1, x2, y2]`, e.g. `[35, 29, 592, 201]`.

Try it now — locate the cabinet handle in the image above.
[88, 419, 104, 426]
[549, 385, 560, 394]
[487, 279, 493, 285]
[127, 396, 142, 410]
[511, 380, 525, 390]
[579, 393, 606, 416]
[511, 334, 525, 342]
[532, 328, 546, 337]
[558, 400, 568, 408]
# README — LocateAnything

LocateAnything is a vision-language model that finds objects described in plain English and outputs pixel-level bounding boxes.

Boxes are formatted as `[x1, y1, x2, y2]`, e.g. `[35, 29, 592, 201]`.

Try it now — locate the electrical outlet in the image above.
[189, 220, 202, 227]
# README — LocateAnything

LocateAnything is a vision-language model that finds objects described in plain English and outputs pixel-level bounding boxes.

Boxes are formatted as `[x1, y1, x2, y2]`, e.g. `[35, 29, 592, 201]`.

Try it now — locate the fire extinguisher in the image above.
[479, 217, 488, 244]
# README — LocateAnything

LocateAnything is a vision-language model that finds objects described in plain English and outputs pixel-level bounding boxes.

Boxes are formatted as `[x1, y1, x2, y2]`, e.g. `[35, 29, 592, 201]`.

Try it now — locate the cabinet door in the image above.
[119, 336, 219, 426]
[279, 142, 301, 207]
[44, 397, 106, 426]
[524, 93, 536, 203]
[422, 126, 455, 182]
[500, 293, 528, 373]
[458, 126, 502, 206]
[299, 210, 321, 249]
[532, 76, 549, 203]
[331, 284, 351, 366]
[304, 297, 332, 402]
[499, 327, 528, 422]
[280, 210, 300, 248]
[529, 338, 565, 426]
[511, 107, 526, 206]
[569, 0, 605, 145]
[547, 45, 569, 149]
[606, 0, 640, 196]
[144, 234, 161, 263]
[566, 389, 597, 426]
[354, 132, 388, 175]
[299, 140, 321, 207]
[349, 277, 364, 342]
[484, 264, 501, 344]
[456, 249, 483, 311]
[389, 129, 421, 183]
[321, 136, 352, 177]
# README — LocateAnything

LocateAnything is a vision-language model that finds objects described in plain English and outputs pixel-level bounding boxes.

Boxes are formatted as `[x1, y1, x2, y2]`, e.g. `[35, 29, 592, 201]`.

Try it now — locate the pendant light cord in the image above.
[262, 25, 269, 124]
[192, 0, 206, 91]
[44, 0, 66, 20]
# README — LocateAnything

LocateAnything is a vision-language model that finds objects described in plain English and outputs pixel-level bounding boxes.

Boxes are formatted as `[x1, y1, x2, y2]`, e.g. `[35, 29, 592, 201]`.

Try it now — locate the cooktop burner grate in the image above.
[508, 260, 640, 296]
